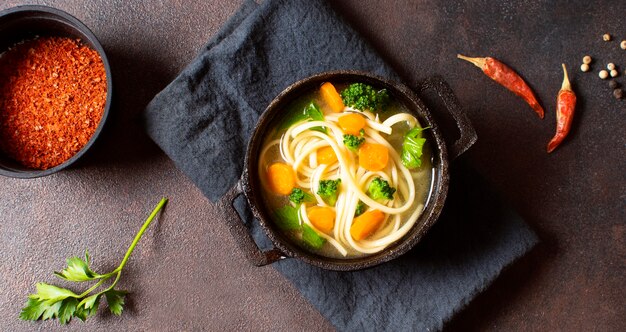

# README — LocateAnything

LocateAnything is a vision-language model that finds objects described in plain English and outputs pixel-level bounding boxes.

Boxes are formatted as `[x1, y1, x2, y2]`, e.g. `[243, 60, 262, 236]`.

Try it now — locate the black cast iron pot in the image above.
[219, 71, 476, 271]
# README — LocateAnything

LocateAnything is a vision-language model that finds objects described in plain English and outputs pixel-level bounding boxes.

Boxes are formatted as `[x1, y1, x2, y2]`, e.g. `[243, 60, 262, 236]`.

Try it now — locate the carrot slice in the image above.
[266, 163, 296, 195]
[338, 113, 366, 135]
[320, 82, 345, 112]
[350, 209, 385, 241]
[316, 146, 338, 165]
[358, 143, 389, 171]
[307, 206, 336, 234]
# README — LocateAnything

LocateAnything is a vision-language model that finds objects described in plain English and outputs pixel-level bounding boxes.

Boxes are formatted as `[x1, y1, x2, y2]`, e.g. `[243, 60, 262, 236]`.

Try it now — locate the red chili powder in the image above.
[0, 37, 107, 170]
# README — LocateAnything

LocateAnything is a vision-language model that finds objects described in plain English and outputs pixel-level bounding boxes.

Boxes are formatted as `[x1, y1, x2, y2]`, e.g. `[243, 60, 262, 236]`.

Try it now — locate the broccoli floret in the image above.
[340, 83, 390, 112]
[289, 188, 314, 205]
[367, 177, 396, 201]
[317, 179, 341, 206]
[343, 134, 365, 152]
[354, 201, 366, 216]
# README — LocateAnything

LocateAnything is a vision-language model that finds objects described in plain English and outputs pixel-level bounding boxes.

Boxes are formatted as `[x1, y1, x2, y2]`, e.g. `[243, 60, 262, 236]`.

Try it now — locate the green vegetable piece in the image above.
[401, 126, 428, 169]
[274, 205, 301, 230]
[41, 300, 63, 321]
[340, 83, 390, 112]
[78, 294, 99, 310]
[302, 224, 326, 249]
[57, 298, 78, 324]
[19, 198, 168, 324]
[278, 100, 326, 134]
[343, 134, 365, 152]
[368, 177, 396, 201]
[304, 102, 326, 133]
[104, 289, 127, 316]
[77, 294, 100, 318]
[288, 188, 314, 205]
[355, 201, 366, 216]
[54, 251, 100, 282]
[33, 282, 79, 302]
[317, 179, 341, 206]
[73, 304, 89, 322]
[19, 298, 47, 321]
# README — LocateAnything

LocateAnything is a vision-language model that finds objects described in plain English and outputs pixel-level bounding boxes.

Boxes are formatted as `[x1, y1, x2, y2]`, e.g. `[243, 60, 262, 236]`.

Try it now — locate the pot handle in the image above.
[216, 181, 284, 266]
[419, 76, 477, 160]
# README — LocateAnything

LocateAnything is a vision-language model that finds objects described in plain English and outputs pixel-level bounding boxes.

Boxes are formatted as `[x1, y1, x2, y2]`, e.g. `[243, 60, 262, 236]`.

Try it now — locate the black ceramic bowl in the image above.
[0, 5, 112, 178]
[219, 71, 476, 271]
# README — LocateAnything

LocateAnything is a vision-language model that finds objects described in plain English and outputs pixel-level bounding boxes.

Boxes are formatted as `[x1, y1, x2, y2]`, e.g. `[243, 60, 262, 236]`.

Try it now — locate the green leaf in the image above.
[401, 126, 428, 169]
[19, 297, 47, 321]
[274, 205, 301, 231]
[278, 98, 310, 131]
[304, 102, 326, 133]
[32, 283, 78, 302]
[73, 305, 88, 322]
[105, 289, 128, 316]
[41, 300, 63, 320]
[278, 100, 326, 134]
[78, 293, 100, 310]
[54, 251, 99, 281]
[58, 298, 78, 324]
[302, 224, 326, 250]
[77, 294, 101, 318]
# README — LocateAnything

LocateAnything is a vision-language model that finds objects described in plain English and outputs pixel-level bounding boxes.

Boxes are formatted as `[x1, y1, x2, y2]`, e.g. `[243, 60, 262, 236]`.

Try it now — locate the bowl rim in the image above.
[242, 70, 450, 271]
[0, 5, 112, 178]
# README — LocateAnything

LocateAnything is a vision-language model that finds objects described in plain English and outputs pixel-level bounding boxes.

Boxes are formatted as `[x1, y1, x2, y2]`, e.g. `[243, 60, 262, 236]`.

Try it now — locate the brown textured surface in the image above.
[0, 0, 624, 331]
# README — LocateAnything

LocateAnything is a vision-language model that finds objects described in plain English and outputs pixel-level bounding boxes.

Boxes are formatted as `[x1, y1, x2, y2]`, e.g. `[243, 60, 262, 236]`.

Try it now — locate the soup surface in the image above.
[259, 82, 433, 259]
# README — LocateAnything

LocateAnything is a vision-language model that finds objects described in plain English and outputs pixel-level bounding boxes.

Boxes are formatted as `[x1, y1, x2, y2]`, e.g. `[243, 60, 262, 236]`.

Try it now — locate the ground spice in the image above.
[0, 37, 106, 169]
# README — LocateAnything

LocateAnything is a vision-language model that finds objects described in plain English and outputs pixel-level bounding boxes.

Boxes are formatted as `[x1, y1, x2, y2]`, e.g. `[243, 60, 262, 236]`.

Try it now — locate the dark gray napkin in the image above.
[143, 0, 538, 330]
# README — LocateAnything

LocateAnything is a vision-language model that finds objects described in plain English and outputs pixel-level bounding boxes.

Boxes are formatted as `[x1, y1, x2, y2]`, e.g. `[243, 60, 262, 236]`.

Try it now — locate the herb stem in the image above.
[107, 272, 123, 291]
[114, 198, 167, 273]
[88, 272, 123, 300]
[77, 278, 108, 298]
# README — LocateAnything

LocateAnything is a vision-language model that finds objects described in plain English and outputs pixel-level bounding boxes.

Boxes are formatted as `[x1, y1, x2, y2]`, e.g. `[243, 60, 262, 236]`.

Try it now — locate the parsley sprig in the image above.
[19, 198, 168, 324]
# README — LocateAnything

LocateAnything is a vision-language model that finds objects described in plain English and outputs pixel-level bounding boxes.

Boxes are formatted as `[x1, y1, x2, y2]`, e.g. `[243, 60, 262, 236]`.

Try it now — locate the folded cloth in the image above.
[143, 0, 538, 331]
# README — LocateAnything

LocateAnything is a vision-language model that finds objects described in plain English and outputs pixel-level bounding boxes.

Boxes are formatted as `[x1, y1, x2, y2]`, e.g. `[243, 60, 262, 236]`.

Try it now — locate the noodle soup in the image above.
[258, 82, 432, 259]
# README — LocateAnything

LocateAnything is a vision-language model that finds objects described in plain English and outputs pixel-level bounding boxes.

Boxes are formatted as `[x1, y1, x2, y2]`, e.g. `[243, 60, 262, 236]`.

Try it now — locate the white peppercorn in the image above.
[621, 40, 626, 50]
[603, 33, 611, 41]
[583, 55, 592, 64]
[607, 63, 615, 70]
[580, 63, 590, 72]
[610, 69, 619, 77]
[599, 70, 609, 79]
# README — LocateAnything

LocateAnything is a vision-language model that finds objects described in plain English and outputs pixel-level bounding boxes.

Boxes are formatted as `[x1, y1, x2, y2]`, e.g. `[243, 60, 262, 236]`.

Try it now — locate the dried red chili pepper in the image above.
[547, 64, 576, 153]
[458, 54, 545, 118]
